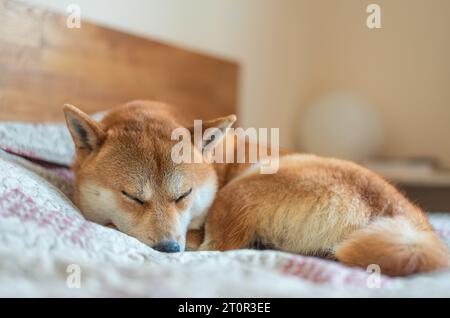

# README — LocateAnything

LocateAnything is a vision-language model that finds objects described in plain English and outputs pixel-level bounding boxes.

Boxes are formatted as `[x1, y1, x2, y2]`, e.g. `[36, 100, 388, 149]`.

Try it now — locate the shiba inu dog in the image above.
[63, 100, 449, 276]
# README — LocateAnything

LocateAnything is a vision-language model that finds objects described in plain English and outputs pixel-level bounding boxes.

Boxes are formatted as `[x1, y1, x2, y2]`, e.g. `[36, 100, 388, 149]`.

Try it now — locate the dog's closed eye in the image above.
[175, 188, 192, 203]
[121, 191, 145, 205]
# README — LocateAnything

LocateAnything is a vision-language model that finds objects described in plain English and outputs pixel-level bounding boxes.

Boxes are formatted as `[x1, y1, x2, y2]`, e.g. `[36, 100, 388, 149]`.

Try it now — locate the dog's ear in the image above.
[189, 114, 236, 152]
[63, 104, 106, 153]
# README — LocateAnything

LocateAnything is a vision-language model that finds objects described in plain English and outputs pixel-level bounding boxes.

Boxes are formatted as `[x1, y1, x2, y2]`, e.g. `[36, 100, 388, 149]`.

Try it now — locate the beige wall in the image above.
[25, 0, 450, 167]
[309, 0, 450, 167]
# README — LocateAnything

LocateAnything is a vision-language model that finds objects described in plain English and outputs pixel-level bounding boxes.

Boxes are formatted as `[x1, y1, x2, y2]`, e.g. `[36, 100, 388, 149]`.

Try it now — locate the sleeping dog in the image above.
[63, 100, 449, 276]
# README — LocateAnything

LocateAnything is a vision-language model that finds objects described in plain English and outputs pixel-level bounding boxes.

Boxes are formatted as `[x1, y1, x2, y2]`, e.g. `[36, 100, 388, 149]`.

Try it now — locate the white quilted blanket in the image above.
[0, 119, 449, 297]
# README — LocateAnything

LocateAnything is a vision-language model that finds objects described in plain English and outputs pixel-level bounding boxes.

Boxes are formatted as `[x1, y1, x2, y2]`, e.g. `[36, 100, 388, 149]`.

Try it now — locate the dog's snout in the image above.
[153, 240, 181, 253]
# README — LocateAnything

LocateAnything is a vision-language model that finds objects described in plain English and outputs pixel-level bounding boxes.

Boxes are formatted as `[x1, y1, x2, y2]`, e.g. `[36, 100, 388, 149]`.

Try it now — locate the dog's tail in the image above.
[335, 214, 449, 276]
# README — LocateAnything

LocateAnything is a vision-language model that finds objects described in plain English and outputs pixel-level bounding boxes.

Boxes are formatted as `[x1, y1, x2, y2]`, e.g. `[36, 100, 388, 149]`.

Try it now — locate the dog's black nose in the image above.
[153, 240, 181, 253]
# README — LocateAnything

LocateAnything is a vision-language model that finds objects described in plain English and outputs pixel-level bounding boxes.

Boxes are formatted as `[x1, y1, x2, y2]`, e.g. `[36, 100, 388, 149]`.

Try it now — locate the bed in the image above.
[1, 0, 449, 297]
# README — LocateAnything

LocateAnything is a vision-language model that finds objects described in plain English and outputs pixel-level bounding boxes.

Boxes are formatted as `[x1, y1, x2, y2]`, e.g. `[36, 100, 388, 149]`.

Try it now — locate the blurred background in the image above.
[22, 0, 450, 209]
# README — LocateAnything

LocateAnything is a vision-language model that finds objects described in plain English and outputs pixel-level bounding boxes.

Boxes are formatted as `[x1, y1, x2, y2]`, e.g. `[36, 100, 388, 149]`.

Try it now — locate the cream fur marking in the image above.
[141, 181, 153, 201]
[189, 177, 217, 230]
[79, 182, 119, 224]
[256, 187, 369, 255]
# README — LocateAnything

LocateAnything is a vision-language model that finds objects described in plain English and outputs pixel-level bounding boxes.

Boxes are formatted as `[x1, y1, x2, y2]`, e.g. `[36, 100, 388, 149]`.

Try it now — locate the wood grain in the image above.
[0, 0, 238, 122]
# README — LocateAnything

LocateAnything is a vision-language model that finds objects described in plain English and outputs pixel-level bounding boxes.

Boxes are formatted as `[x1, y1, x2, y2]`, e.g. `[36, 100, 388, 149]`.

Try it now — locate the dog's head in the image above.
[63, 102, 235, 252]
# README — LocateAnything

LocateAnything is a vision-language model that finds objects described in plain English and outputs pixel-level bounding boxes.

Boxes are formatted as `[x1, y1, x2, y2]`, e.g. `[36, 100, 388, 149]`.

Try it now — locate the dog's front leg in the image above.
[186, 229, 204, 251]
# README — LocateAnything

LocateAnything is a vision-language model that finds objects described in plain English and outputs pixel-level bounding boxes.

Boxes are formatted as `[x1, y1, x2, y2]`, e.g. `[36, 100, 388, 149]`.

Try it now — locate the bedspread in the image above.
[0, 119, 449, 297]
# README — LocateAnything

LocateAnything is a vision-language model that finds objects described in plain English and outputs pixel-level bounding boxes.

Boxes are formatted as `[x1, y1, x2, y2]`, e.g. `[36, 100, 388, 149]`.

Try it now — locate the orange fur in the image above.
[201, 154, 450, 276]
[64, 100, 234, 251]
[186, 229, 205, 250]
[335, 215, 449, 276]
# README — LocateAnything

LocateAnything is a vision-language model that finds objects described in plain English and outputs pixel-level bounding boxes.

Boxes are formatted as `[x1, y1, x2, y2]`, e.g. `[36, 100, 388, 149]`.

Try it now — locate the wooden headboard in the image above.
[0, 0, 238, 122]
